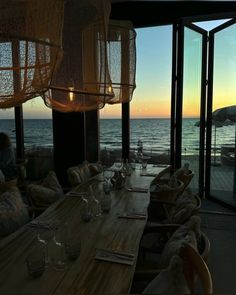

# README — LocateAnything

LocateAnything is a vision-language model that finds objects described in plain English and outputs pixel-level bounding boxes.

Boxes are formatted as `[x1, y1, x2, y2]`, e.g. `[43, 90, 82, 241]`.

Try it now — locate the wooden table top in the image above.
[0, 164, 170, 295]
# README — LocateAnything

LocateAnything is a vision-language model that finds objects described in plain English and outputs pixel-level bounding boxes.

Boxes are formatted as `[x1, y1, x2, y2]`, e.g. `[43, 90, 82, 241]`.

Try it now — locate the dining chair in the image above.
[134, 242, 213, 295]
[148, 179, 184, 222]
[139, 219, 210, 265]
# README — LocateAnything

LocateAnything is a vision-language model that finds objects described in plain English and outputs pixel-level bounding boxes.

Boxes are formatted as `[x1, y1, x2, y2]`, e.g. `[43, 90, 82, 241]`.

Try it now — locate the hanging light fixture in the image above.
[43, 0, 114, 113]
[0, 0, 64, 108]
[106, 20, 136, 105]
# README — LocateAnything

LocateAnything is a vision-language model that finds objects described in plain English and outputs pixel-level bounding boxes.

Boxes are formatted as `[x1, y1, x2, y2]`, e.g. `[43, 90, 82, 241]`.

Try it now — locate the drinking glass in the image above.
[52, 224, 68, 271]
[26, 248, 45, 278]
[89, 185, 102, 217]
[65, 238, 81, 261]
[141, 159, 148, 169]
[80, 192, 92, 222]
[115, 158, 123, 170]
[101, 188, 111, 213]
[131, 158, 136, 170]
[37, 229, 54, 267]
[103, 169, 113, 183]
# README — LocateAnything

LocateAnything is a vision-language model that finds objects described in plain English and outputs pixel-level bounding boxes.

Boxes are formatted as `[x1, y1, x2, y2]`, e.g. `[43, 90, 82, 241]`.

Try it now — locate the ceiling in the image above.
[110, 1, 236, 27]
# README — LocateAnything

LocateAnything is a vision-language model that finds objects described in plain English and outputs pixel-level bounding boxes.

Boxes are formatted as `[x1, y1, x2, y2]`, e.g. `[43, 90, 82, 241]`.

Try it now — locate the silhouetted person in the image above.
[0, 132, 17, 182]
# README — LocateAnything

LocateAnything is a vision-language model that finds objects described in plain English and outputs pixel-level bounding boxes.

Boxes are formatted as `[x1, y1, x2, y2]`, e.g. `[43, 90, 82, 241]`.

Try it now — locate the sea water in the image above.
[0, 118, 235, 155]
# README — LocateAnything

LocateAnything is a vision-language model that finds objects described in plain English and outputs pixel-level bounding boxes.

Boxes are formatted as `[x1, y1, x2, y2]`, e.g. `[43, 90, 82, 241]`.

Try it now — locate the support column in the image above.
[122, 102, 130, 160]
[52, 110, 85, 186]
[85, 109, 99, 163]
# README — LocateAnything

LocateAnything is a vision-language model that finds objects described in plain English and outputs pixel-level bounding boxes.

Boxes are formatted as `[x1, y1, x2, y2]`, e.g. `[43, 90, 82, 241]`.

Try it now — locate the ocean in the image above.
[0, 118, 235, 155]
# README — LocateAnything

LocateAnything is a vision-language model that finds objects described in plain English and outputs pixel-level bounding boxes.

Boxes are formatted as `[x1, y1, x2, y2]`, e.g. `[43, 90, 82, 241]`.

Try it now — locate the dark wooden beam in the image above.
[111, 2, 236, 28]
[122, 102, 130, 160]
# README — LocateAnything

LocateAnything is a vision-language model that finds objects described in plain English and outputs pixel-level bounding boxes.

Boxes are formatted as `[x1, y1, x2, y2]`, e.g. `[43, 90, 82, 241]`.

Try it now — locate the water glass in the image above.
[101, 191, 111, 213]
[26, 249, 45, 278]
[80, 194, 92, 222]
[103, 180, 111, 194]
[51, 225, 68, 271]
[115, 158, 123, 170]
[142, 159, 148, 169]
[65, 238, 81, 261]
[37, 229, 54, 267]
[89, 185, 102, 217]
[131, 158, 136, 170]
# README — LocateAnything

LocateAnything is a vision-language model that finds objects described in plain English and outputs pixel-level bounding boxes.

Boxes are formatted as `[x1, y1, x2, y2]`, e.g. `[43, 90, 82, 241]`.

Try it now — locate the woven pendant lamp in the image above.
[0, 0, 64, 108]
[43, 0, 114, 113]
[106, 20, 136, 105]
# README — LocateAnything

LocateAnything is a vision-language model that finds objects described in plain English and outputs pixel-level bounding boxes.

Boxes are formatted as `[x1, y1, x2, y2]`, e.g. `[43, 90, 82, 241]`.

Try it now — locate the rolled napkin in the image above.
[27, 220, 58, 230]
[66, 191, 86, 197]
[140, 173, 157, 177]
[126, 187, 148, 193]
[117, 212, 147, 220]
[95, 248, 134, 265]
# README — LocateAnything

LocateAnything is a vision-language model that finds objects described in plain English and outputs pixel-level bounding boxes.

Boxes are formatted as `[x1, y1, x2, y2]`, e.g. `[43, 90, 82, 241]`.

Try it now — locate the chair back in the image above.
[180, 242, 213, 294]
[177, 170, 194, 193]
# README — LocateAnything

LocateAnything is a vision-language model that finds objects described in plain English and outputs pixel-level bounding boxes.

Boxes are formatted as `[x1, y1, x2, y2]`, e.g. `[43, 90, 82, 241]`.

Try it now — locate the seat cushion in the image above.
[41, 171, 63, 194]
[159, 216, 200, 268]
[0, 186, 29, 237]
[88, 163, 103, 177]
[27, 184, 63, 208]
[67, 162, 91, 187]
[142, 255, 190, 294]
[27, 171, 64, 208]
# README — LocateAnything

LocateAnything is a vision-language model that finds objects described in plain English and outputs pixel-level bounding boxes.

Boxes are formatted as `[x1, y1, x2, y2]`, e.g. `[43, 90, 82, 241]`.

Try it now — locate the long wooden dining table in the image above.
[0, 164, 170, 295]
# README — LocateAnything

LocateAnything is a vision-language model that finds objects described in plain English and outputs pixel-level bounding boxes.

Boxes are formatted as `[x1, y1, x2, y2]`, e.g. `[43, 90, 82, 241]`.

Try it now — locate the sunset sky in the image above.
[0, 19, 235, 119]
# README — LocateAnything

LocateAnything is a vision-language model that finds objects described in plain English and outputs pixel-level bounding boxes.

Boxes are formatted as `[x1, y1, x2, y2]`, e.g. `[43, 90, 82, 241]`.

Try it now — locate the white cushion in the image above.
[142, 255, 190, 294]
[0, 187, 29, 237]
[27, 184, 63, 208]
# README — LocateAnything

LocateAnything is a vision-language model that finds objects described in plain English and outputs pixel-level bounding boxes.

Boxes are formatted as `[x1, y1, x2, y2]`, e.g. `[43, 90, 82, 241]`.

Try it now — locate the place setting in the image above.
[125, 186, 149, 193]
[27, 220, 58, 231]
[95, 247, 135, 265]
[117, 211, 147, 220]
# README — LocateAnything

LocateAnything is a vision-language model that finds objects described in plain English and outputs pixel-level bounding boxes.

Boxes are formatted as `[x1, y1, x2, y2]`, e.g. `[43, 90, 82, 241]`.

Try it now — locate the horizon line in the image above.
[0, 116, 200, 120]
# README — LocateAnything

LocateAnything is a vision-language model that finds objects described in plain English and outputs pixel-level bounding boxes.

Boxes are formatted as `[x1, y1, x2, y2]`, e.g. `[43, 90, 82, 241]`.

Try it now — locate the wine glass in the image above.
[88, 185, 102, 217]
[115, 158, 123, 170]
[80, 192, 92, 222]
[37, 229, 54, 268]
[52, 223, 68, 271]
[103, 169, 113, 183]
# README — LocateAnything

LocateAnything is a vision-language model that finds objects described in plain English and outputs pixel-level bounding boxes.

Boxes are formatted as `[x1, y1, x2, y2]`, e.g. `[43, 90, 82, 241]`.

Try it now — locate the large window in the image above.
[100, 104, 122, 165]
[130, 26, 172, 164]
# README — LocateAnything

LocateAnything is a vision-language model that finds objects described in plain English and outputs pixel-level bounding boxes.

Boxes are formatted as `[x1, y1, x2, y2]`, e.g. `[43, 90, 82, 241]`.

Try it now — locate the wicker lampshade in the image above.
[106, 20, 136, 104]
[0, 0, 64, 108]
[43, 0, 114, 113]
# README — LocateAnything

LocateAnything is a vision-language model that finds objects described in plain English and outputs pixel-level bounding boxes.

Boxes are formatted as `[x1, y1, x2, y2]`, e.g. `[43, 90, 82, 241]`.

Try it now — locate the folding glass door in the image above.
[206, 19, 236, 206]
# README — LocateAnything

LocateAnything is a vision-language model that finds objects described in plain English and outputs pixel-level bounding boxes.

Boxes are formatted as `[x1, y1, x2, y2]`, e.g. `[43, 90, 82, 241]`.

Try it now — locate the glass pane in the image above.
[182, 27, 203, 193]
[99, 104, 122, 166]
[130, 26, 172, 165]
[210, 23, 236, 206]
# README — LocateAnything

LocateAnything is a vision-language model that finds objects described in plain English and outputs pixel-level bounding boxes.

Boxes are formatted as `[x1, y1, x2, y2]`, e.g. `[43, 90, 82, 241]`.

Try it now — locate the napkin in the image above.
[140, 173, 157, 177]
[117, 212, 147, 220]
[27, 221, 57, 230]
[95, 248, 134, 265]
[126, 187, 148, 193]
[66, 191, 85, 197]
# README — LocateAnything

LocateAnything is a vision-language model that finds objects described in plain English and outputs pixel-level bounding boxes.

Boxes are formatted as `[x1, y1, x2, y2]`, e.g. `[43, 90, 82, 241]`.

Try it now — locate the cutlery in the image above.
[140, 173, 157, 177]
[97, 248, 134, 259]
[126, 187, 148, 193]
[27, 221, 57, 230]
